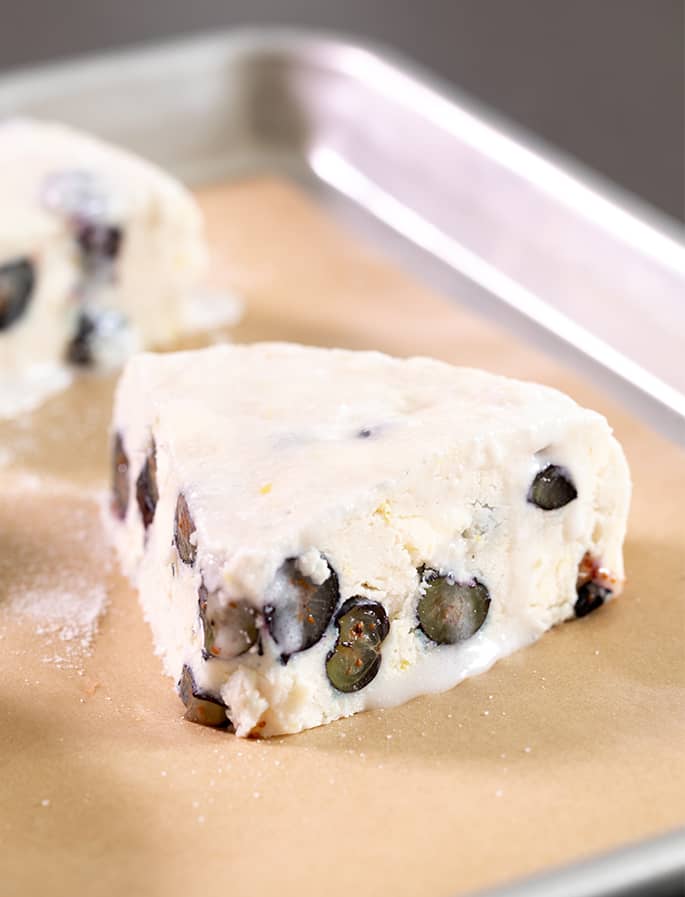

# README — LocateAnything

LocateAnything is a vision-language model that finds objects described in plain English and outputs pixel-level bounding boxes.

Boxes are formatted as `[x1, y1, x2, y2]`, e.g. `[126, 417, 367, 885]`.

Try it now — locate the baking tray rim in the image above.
[1, 24, 683, 245]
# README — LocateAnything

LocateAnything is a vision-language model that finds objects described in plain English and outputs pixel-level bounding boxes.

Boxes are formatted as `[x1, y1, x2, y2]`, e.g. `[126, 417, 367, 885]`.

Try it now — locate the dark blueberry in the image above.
[136, 443, 158, 530]
[335, 597, 390, 645]
[357, 428, 373, 439]
[264, 558, 339, 661]
[326, 598, 389, 693]
[199, 584, 258, 660]
[65, 313, 96, 366]
[0, 258, 35, 331]
[110, 432, 129, 520]
[66, 307, 131, 367]
[174, 493, 197, 566]
[574, 581, 610, 618]
[528, 465, 577, 510]
[76, 221, 123, 268]
[177, 664, 231, 728]
[417, 568, 490, 645]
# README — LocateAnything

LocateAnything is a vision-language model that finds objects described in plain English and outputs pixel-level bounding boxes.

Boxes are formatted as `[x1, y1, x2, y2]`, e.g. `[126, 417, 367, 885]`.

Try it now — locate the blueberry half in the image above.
[326, 598, 389, 693]
[136, 443, 158, 530]
[417, 567, 490, 645]
[264, 558, 339, 661]
[177, 664, 231, 729]
[110, 432, 129, 520]
[174, 493, 197, 566]
[199, 585, 258, 661]
[0, 258, 35, 331]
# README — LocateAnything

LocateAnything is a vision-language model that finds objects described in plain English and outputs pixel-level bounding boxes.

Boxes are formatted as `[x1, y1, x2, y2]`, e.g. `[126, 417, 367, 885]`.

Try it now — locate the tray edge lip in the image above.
[0, 24, 682, 245]
[467, 825, 685, 897]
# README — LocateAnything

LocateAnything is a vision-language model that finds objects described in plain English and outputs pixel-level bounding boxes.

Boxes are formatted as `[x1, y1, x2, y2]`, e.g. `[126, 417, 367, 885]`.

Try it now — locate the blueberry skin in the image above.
[136, 444, 159, 530]
[76, 221, 123, 268]
[0, 258, 35, 330]
[528, 465, 578, 510]
[65, 313, 96, 366]
[575, 581, 611, 618]
[110, 432, 129, 520]
[177, 664, 231, 729]
[174, 493, 197, 566]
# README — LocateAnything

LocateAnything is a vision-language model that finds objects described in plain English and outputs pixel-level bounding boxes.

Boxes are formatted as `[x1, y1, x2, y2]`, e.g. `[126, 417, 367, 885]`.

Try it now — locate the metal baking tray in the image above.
[0, 28, 683, 897]
[0, 28, 683, 445]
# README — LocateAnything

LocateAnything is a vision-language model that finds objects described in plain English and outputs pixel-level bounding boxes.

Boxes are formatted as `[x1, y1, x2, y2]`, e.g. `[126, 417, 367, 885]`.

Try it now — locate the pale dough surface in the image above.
[0, 178, 683, 897]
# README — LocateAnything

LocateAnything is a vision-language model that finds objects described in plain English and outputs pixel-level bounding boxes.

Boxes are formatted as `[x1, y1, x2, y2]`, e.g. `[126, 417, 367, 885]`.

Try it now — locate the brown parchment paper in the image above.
[1, 178, 683, 897]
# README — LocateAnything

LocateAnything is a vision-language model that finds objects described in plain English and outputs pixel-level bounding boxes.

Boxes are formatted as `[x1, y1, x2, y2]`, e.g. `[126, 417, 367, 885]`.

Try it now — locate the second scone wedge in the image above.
[108, 343, 631, 736]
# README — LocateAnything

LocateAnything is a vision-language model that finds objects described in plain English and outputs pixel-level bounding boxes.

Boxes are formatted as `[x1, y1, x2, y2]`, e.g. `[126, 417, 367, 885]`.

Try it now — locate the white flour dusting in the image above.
[0, 476, 111, 671]
[10, 579, 108, 668]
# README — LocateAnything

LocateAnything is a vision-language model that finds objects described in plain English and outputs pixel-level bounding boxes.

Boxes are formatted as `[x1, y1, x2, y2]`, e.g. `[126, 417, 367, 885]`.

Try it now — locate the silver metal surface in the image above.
[0, 29, 682, 897]
[471, 828, 685, 897]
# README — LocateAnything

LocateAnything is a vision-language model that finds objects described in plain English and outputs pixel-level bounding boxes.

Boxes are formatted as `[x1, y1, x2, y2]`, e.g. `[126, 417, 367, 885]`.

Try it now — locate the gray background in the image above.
[1, 0, 683, 223]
